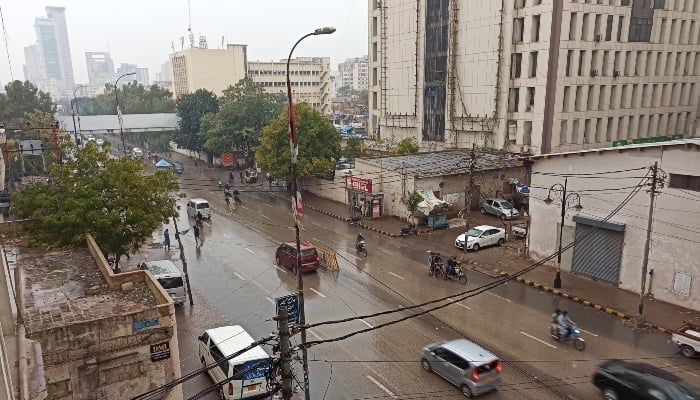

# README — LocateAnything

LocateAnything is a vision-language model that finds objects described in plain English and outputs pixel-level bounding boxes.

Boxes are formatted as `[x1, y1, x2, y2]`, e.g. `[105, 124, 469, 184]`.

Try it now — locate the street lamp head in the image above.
[544, 197, 553, 205]
[314, 27, 336, 35]
[125, 72, 136, 76]
[573, 203, 583, 211]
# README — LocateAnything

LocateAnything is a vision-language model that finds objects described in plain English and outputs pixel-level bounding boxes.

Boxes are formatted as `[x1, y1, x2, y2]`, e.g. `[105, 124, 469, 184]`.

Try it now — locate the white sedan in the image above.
[95, 138, 104, 147]
[455, 225, 506, 251]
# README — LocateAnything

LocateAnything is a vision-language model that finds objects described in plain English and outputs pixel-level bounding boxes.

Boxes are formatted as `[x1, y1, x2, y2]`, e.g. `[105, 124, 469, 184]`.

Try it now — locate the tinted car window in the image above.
[158, 277, 183, 289]
[197, 203, 209, 209]
[301, 249, 317, 257]
[476, 360, 500, 375]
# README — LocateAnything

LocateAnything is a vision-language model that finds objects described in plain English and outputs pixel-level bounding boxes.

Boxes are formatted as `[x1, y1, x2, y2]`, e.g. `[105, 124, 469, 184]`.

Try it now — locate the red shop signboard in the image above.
[345, 176, 373, 193]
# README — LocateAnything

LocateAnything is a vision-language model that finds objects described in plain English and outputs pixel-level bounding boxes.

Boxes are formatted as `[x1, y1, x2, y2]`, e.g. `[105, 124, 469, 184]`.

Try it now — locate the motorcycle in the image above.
[400, 223, 418, 237]
[348, 215, 362, 227]
[551, 324, 586, 351]
[195, 218, 204, 228]
[355, 240, 368, 257]
[233, 194, 241, 205]
[429, 262, 445, 278]
[440, 264, 468, 284]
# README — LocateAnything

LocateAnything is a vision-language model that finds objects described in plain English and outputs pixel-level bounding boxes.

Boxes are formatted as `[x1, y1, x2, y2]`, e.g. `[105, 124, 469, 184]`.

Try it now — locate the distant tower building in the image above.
[85, 52, 115, 95]
[31, 6, 75, 98]
[115, 63, 149, 87]
[169, 44, 248, 97]
[338, 55, 368, 91]
[157, 60, 172, 82]
[23, 45, 44, 83]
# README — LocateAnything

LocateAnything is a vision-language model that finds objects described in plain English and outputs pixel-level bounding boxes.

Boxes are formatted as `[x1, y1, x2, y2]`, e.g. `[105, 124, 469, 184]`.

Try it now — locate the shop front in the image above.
[345, 175, 384, 218]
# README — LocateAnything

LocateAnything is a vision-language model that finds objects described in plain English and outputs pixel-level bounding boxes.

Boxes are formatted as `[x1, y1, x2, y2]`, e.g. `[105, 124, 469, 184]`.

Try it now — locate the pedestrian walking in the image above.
[163, 229, 171, 251]
[239, 170, 244, 182]
[193, 224, 201, 246]
[267, 173, 273, 188]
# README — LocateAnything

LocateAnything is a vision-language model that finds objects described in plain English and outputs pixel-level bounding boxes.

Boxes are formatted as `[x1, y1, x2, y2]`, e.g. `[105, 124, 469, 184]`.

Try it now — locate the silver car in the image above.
[421, 338, 502, 397]
[480, 198, 519, 220]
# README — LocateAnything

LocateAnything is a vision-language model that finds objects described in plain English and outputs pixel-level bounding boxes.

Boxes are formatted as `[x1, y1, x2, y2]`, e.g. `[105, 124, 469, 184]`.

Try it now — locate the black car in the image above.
[592, 359, 700, 400]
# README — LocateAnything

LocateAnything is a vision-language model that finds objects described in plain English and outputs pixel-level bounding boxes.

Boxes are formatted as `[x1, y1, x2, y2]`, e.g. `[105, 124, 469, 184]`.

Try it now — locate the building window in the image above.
[530, 51, 538, 77]
[629, 18, 652, 42]
[569, 12, 578, 41]
[372, 91, 378, 110]
[508, 88, 520, 112]
[511, 53, 522, 78]
[532, 15, 541, 42]
[605, 15, 613, 41]
[526, 87, 535, 111]
[669, 174, 700, 191]
[566, 50, 573, 76]
[513, 17, 524, 43]
[617, 16, 624, 41]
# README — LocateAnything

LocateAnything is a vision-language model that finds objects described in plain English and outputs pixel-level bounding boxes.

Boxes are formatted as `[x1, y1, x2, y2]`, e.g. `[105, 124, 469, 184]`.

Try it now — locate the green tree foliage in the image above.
[392, 137, 420, 154]
[344, 137, 366, 158]
[80, 83, 176, 115]
[12, 143, 179, 258]
[256, 103, 340, 178]
[404, 190, 422, 222]
[174, 89, 219, 152]
[0, 81, 54, 123]
[200, 78, 283, 154]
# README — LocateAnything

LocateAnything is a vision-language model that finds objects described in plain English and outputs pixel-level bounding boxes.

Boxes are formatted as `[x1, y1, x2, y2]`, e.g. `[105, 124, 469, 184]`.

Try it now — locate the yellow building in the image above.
[249, 57, 332, 116]
[169, 44, 248, 97]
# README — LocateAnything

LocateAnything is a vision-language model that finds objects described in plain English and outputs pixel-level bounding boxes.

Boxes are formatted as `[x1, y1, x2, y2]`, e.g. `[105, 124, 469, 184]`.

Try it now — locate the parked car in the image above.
[671, 323, 700, 358]
[186, 198, 211, 219]
[455, 225, 506, 251]
[480, 198, 520, 220]
[131, 147, 144, 159]
[512, 223, 527, 239]
[0, 192, 10, 216]
[95, 138, 104, 147]
[172, 162, 184, 174]
[421, 338, 502, 397]
[592, 359, 700, 400]
[275, 242, 320, 273]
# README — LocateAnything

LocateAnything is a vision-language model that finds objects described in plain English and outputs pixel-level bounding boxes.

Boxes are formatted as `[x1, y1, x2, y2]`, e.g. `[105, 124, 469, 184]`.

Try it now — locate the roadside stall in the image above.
[345, 175, 384, 218]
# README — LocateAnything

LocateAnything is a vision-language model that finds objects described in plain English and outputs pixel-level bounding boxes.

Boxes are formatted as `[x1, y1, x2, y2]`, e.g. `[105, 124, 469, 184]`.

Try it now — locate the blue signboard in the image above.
[276, 293, 300, 325]
[241, 359, 270, 380]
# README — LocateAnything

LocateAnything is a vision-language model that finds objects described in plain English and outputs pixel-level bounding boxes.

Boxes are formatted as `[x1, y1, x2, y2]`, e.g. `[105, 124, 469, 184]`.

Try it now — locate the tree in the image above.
[336, 86, 355, 98]
[256, 103, 340, 178]
[0, 81, 54, 123]
[393, 137, 420, 154]
[12, 142, 178, 261]
[201, 78, 283, 154]
[404, 191, 422, 223]
[82, 82, 176, 115]
[174, 89, 219, 152]
[344, 137, 366, 158]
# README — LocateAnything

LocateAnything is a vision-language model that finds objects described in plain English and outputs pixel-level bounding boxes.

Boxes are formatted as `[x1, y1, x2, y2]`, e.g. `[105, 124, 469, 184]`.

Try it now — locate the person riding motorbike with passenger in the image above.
[550, 309, 561, 335]
[195, 211, 204, 227]
[356, 233, 365, 251]
[557, 310, 573, 339]
[445, 256, 457, 279]
[232, 188, 241, 204]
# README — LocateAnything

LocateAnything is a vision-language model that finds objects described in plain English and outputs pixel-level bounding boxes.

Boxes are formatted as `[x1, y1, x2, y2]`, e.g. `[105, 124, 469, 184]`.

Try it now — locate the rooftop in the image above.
[361, 151, 521, 178]
[524, 138, 700, 162]
[19, 246, 155, 334]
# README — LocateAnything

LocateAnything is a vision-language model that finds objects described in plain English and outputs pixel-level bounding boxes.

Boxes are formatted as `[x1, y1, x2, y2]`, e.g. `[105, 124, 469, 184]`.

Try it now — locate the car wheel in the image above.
[420, 358, 431, 372]
[200, 356, 206, 366]
[472, 243, 480, 251]
[500, 213, 507, 220]
[601, 388, 619, 400]
[480, 207, 487, 214]
[681, 345, 696, 358]
[497, 238, 505, 245]
[461, 385, 473, 398]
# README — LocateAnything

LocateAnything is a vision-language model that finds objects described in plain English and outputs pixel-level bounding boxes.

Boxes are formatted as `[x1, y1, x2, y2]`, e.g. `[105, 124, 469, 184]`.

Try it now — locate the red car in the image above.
[275, 242, 321, 273]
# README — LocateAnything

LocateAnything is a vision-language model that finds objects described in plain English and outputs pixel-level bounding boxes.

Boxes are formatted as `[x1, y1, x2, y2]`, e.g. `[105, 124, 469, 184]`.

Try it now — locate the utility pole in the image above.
[463, 145, 476, 258]
[637, 162, 658, 327]
[277, 307, 293, 400]
[171, 213, 194, 306]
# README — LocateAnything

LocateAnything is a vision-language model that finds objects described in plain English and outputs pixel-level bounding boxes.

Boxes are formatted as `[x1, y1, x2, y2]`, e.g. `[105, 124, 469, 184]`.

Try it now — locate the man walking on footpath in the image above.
[163, 229, 171, 251]
[193, 224, 201, 247]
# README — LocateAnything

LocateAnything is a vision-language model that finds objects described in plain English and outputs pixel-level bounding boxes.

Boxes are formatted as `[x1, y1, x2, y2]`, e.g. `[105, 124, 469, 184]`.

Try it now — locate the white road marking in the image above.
[308, 329, 323, 340]
[204, 221, 211, 227]
[234, 272, 247, 281]
[388, 271, 405, 280]
[340, 251, 358, 260]
[265, 297, 275, 304]
[366, 376, 396, 399]
[579, 328, 599, 337]
[311, 221, 325, 228]
[245, 247, 255, 254]
[261, 214, 270, 220]
[520, 331, 557, 349]
[447, 297, 472, 310]
[379, 248, 392, 255]
[287, 226, 295, 231]
[241, 205, 249, 210]
[486, 291, 512, 303]
[309, 288, 326, 298]
[222, 234, 231, 239]
[359, 319, 374, 328]
[264, 203, 273, 207]
[273, 265, 288, 273]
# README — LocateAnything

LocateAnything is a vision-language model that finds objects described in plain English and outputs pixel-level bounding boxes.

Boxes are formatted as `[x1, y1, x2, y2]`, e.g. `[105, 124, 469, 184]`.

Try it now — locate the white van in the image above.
[198, 325, 271, 399]
[140, 260, 186, 305]
[187, 198, 211, 219]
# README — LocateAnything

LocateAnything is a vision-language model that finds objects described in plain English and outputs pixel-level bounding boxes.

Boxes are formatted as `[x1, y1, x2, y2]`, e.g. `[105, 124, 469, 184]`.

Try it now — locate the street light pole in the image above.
[286, 26, 335, 400]
[544, 177, 582, 289]
[71, 85, 86, 147]
[115, 72, 136, 157]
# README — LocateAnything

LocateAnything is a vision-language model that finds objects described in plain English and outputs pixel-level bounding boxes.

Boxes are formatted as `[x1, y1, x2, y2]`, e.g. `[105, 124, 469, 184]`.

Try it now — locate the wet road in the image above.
[166, 171, 699, 400]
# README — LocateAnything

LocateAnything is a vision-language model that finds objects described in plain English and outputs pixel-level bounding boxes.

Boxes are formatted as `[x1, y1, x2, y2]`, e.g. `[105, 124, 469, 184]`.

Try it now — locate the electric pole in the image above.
[463, 145, 476, 258]
[277, 307, 293, 400]
[171, 213, 194, 306]
[637, 161, 659, 327]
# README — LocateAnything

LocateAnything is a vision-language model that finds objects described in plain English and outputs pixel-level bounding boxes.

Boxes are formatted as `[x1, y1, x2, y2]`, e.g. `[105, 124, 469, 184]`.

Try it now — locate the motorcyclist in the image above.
[445, 256, 457, 279]
[229, 170, 235, 183]
[217, 178, 223, 189]
[356, 233, 365, 250]
[557, 310, 573, 338]
[551, 309, 561, 335]
[195, 211, 203, 226]
[233, 188, 241, 204]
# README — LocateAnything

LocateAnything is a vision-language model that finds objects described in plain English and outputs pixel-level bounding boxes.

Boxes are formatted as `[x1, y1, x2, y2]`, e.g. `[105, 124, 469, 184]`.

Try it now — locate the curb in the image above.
[497, 274, 671, 334]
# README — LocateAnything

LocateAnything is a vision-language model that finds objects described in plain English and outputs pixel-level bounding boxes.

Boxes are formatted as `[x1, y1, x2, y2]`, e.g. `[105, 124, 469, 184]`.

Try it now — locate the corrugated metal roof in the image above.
[57, 113, 179, 131]
[361, 151, 518, 178]
[523, 138, 700, 162]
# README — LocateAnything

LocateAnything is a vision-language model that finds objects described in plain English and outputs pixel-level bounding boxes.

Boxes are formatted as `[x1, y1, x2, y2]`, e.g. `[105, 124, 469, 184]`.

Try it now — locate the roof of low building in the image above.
[360, 150, 521, 178]
[522, 138, 700, 163]
[57, 113, 179, 131]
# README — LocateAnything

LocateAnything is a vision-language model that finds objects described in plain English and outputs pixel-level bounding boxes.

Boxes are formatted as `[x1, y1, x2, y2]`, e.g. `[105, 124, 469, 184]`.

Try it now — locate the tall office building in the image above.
[116, 63, 149, 87]
[338, 55, 369, 91]
[368, 0, 700, 155]
[169, 44, 248, 97]
[26, 6, 75, 99]
[85, 52, 115, 95]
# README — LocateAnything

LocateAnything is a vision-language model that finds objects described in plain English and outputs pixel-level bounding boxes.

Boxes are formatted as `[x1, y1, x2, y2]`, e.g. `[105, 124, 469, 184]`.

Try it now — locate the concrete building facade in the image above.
[85, 52, 115, 96]
[169, 44, 248, 98]
[527, 138, 700, 311]
[338, 55, 369, 91]
[249, 57, 332, 115]
[368, 0, 700, 155]
[116, 64, 150, 87]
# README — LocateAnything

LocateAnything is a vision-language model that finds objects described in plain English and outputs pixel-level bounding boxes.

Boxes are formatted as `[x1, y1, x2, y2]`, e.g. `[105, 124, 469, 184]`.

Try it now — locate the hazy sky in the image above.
[0, 0, 368, 85]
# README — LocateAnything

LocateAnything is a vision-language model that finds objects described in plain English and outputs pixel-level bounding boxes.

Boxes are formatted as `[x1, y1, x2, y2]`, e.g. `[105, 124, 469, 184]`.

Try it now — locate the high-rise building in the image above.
[369, 0, 700, 155]
[248, 57, 332, 115]
[338, 55, 368, 91]
[23, 45, 44, 83]
[85, 52, 115, 95]
[169, 44, 248, 97]
[155, 61, 172, 83]
[28, 6, 75, 99]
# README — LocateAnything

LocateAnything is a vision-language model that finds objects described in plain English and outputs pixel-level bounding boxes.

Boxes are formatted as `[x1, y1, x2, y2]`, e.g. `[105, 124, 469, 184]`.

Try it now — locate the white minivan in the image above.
[198, 325, 271, 399]
[140, 260, 186, 305]
[187, 198, 211, 219]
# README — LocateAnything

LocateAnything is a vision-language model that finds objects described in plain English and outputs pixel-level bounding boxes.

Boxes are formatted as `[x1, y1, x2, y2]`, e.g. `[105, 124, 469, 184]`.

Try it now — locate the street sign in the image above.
[276, 293, 300, 325]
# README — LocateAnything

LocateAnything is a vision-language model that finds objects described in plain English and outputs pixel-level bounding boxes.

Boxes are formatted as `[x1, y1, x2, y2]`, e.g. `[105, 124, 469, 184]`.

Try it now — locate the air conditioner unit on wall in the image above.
[591, 69, 599, 77]
[613, 70, 621, 78]
[594, 34, 602, 42]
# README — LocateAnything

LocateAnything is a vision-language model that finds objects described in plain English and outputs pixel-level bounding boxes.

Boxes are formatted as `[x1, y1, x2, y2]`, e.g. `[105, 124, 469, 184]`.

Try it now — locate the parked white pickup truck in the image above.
[671, 323, 700, 358]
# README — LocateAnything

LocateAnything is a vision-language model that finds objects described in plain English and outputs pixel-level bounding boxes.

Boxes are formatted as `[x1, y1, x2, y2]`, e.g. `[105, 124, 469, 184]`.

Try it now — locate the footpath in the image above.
[152, 147, 699, 334]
